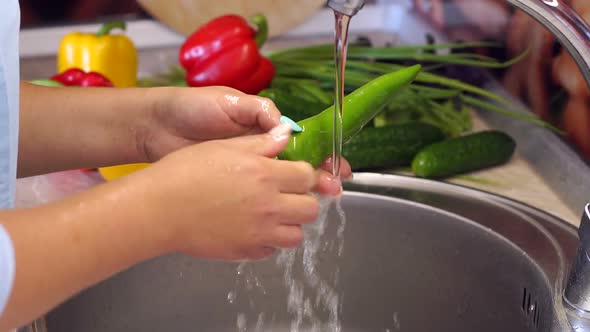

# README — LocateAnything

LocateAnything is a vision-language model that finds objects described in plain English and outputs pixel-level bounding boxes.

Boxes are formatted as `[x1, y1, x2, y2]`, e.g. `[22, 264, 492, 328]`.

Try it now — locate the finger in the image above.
[267, 225, 304, 249]
[254, 97, 282, 131]
[267, 159, 317, 194]
[224, 94, 282, 132]
[224, 123, 292, 157]
[319, 156, 353, 180]
[277, 193, 320, 225]
[315, 170, 343, 196]
[339, 158, 353, 179]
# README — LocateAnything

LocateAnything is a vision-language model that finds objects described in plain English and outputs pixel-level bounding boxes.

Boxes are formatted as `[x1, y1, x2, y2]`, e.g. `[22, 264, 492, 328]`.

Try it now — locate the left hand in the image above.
[142, 86, 352, 195]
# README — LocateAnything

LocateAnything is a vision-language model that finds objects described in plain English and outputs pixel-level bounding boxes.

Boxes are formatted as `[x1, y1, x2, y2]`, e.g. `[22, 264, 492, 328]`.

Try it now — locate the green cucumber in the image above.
[411, 130, 516, 178]
[343, 122, 446, 170]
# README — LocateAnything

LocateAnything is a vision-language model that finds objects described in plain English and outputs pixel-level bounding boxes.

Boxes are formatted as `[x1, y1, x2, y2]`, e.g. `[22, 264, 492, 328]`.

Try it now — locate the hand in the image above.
[0, 124, 340, 330]
[133, 124, 324, 260]
[17, 83, 352, 180]
[142, 86, 352, 195]
[143, 86, 281, 161]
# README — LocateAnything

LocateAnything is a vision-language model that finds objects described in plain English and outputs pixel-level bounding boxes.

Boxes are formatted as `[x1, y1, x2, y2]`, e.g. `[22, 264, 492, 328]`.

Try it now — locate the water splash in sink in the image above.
[228, 195, 347, 331]
[227, 7, 352, 330]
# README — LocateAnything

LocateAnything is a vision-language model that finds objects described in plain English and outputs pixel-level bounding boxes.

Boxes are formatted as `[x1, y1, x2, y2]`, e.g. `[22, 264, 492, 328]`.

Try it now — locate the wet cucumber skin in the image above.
[343, 122, 446, 170]
[411, 130, 516, 178]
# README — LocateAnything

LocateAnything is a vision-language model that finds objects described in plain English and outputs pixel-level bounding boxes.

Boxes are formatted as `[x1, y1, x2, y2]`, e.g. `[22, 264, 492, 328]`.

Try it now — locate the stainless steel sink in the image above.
[22, 173, 579, 332]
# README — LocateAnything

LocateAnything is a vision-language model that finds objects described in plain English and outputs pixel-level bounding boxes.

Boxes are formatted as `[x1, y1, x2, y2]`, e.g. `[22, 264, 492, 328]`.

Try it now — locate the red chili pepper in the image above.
[179, 14, 275, 94]
[51, 68, 114, 87]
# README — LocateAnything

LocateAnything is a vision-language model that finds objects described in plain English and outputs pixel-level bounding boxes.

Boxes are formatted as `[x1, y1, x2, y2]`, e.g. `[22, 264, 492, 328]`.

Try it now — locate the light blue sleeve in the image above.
[0, 224, 15, 317]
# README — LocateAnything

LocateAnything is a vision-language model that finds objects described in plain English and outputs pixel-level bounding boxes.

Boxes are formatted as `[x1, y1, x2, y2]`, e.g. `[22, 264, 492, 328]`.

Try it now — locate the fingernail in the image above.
[280, 116, 303, 132]
[269, 123, 292, 141]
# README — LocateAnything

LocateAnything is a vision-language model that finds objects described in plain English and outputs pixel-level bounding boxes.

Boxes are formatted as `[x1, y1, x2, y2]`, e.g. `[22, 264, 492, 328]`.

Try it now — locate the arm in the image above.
[18, 82, 153, 177]
[0, 176, 172, 331]
[18, 83, 352, 184]
[0, 126, 323, 331]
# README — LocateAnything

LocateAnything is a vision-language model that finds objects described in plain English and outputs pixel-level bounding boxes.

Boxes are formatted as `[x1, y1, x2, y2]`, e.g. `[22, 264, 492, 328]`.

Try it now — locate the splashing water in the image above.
[228, 196, 347, 331]
[227, 8, 352, 332]
[276, 195, 346, 332]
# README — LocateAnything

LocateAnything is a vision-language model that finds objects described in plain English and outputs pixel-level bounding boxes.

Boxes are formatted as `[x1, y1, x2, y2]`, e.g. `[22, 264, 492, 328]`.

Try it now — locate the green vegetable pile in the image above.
[138, 37, 556, 179]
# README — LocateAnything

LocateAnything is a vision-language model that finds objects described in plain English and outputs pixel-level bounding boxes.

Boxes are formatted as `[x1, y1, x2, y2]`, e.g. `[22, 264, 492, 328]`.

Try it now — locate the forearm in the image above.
[0, 178, 171, 330]
[18, 82, 158, 177]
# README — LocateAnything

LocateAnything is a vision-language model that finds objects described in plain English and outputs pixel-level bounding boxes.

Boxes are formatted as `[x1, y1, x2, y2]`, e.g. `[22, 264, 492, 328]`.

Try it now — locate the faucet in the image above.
[505, 0, 590, 326]
[507, 0, 590, 90]
[483, 1, 590, 329]
[326, 0, 590, 86]
[327, 0, 366, 17]
[564, 205, 590, 319]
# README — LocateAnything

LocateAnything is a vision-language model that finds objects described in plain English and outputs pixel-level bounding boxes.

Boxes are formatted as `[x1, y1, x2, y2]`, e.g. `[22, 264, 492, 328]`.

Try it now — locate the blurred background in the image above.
[18, 0, 379, 28]
[19, 0, 147, 28]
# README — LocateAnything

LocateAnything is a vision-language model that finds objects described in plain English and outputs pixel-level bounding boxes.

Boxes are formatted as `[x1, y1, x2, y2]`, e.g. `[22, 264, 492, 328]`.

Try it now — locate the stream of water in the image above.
[227, 9, 353, 332]
[228, 196, 347, 332]
[331, 11, 351, 178]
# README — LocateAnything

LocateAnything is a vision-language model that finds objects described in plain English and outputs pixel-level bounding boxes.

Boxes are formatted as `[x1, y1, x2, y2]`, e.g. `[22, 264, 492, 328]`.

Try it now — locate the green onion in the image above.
[137, 41, 555, 136]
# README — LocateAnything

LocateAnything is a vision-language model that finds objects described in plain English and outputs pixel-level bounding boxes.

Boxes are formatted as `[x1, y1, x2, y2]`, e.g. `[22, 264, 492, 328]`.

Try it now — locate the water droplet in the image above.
[230, 196, 348, 331]
[227, 291, 236, 304]
[224, 94, 240, 105]
[393, 312, 401, 330]
[236, 313, 247, 332]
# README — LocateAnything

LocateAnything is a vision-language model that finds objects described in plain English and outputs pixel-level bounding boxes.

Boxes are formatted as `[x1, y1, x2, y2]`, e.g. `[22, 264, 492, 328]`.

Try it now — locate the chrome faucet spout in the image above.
[513, 2, 590, 325]
[565, 205, 590, 312]
[506, 0, 590, 90]
[327, 0, 366, 17]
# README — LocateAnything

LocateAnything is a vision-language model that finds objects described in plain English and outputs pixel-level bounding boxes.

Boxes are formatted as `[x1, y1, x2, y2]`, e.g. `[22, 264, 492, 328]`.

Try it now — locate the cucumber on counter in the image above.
[343, 122, 446, 170]
[411, 130, 516, 178]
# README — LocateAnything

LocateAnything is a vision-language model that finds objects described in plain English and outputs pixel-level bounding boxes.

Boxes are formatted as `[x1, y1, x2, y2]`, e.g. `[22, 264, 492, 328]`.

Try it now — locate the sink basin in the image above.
[22, 173, 579, 332]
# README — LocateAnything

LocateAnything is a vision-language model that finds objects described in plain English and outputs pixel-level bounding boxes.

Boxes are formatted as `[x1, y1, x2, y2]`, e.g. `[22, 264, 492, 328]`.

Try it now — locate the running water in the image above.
[275, 195, 347, 332]
[332, 11, 352, 178]
[227, 10, 353, 332]
[227, 196, 347, 331]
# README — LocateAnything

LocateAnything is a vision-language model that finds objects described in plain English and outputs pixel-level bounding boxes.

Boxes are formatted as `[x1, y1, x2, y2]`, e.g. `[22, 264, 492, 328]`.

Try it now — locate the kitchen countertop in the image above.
[447, 116, 581, 226]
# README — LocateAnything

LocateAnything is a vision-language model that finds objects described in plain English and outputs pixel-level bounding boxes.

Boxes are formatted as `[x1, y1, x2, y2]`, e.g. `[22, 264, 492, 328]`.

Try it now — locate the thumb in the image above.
[225, 123, 292, 157]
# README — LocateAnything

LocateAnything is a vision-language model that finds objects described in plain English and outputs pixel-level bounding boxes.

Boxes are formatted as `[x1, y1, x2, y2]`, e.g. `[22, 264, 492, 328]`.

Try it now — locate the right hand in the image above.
[129, 123, 322, 261]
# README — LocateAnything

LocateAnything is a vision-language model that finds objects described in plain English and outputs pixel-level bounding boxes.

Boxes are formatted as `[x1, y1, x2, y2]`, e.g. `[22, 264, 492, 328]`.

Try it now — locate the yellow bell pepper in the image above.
[57, 21, 138, 88]
[58, 21, 144, 180]
[98, 163, 150, 181]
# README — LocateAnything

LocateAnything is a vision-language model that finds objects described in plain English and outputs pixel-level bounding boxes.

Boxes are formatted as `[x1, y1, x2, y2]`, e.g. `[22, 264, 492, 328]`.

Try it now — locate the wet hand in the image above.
[316, 157, 353, 196]
[142, 86, 352, 196]
[142, 86, 281, 161]
[136, 124, 323, 261]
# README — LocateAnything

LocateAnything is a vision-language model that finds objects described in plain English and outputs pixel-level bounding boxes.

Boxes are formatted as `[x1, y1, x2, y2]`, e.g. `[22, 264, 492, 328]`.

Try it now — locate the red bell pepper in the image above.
[51, 68, 114, 87]
[179, 14, 275, 95]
